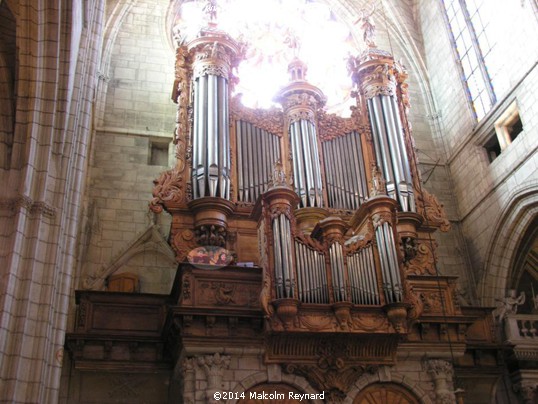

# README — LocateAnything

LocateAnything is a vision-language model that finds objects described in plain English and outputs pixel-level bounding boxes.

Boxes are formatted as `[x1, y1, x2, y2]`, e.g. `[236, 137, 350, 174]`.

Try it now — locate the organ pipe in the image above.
[375, 221, 403, 303]
[272, 214, 295, 299]
[322, 131, 369, 210]
[235, 120, 281, 203]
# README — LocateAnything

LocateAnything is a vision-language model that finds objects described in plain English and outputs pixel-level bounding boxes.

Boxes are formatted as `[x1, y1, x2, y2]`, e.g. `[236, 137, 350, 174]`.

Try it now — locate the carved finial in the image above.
[354, 5, 376, 48]
[370, 165, 386, 196]
[272, 159, 287, 188]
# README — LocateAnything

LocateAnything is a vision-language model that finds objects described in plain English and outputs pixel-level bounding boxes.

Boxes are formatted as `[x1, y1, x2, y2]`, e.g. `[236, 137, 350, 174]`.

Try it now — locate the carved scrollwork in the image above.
[230, 96, 284, 136]
[171, 229, 197, 262]
[422, 189, 451, 232]
[288, 109, 315, 125]
[150, 169, 184, 213]
[351, 313, 388, 331]
[317, 111, 358, 141]
[344, 233, 373, 254]
[281, 92, 325, 113]
[403, 282, 424, 323]
[296, 313, 337, 331]
[284, 359, 373, 403]
[403, 242, 437, 275]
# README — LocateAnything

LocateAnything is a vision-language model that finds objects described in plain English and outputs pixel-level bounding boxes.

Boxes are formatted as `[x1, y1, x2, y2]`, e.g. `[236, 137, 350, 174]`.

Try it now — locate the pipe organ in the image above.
[149, 12, 461, 383]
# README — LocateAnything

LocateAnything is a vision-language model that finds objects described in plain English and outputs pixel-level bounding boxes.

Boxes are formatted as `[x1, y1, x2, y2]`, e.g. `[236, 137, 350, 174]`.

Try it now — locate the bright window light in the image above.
[173, 0, 358, 116]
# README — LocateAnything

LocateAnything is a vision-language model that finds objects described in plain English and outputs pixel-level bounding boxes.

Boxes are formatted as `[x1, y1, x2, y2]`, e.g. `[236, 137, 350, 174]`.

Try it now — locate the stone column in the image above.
[197, 353, 231, 403]
[183, 358, 196, 404]
[425, 359, 456, 404]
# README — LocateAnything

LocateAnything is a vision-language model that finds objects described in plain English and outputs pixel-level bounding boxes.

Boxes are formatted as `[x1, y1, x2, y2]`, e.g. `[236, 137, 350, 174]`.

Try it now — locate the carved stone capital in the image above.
[425, 359, 453, 378]
[425, 359, 455, 404]
[197, 353, 231, 388]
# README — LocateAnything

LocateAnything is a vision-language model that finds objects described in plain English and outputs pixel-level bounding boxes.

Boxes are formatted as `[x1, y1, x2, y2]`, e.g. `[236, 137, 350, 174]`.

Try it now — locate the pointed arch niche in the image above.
[480, 182, 538, 305]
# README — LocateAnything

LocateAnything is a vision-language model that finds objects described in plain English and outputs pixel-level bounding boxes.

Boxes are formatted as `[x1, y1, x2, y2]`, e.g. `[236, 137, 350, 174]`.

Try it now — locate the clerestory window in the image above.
[441, 0, 506, 121]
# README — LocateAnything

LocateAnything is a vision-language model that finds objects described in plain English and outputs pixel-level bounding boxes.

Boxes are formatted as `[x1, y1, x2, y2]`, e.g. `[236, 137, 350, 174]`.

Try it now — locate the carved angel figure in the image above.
[355, 6, 376, 48]
[493, 289, 525, 322]
[202, 0, 218, 24]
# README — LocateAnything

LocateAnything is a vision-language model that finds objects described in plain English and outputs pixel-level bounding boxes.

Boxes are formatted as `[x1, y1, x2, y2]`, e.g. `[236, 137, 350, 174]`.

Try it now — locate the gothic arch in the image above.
[94, 0, 137, 126]
[480, 181, 538, 305]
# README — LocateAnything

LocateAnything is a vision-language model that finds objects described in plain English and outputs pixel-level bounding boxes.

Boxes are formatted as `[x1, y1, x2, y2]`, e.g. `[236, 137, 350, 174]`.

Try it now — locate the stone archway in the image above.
[238, 383, 311, 404]
[353, 382, 421, 404]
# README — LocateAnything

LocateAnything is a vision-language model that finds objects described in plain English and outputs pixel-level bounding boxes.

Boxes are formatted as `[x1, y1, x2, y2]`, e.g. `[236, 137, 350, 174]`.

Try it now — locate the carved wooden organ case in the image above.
[149, 24, 485, 391]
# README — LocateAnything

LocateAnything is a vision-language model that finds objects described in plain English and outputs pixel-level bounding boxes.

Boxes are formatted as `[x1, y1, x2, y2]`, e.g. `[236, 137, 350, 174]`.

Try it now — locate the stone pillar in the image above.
[197, 353, 231, 403]
[183, 358, 196, 404]
[425, 359, 456, 404]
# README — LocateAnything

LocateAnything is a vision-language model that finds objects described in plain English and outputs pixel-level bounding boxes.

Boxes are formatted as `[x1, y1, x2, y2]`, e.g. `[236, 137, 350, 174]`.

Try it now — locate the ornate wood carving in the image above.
[150, 169, 184, 212]
[317, 110, 359, 142]
[422, 189, 451, 232]
[403, 242, 437, 275]
[230, 95, 284, 136]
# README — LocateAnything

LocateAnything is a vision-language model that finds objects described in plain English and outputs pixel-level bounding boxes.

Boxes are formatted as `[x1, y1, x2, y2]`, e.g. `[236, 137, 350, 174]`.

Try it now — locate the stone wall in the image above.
[418, 0, 538, 304]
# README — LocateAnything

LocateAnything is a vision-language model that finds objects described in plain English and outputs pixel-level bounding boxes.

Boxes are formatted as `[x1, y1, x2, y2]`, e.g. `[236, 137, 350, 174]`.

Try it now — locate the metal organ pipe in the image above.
[375, 221, 403, 303]
[329, 243, 347, 302]
[235, 121, 281, 203]
[322, 131, 368, 210]
[191, 73, 231, 199]
[272, 214, 294, 299]
[367, 94, 415, 212]
[289, 119, 323, 208]
[347, 245, 380, 305]
[294, 240, 328, 304]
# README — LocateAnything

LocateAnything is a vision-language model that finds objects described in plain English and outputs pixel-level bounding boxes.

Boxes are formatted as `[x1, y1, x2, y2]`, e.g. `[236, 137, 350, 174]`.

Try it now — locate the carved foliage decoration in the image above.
[360, 63, 397, 99]
[282, 338, 379, 403]
[150, 169, 184, 213]
[316, 111, 358, 141]
[422, 189, 451, 232]
[230, 96, 284, 136]
[280, 92, 326, 115]
[403, 243, 437, 276]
